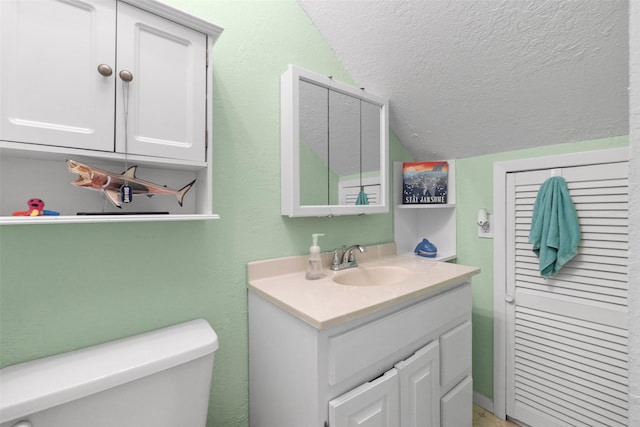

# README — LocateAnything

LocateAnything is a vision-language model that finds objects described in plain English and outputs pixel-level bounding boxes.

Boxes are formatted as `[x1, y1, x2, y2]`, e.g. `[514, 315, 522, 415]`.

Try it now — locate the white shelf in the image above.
[397, 252, 457, 262]
[393, 161, 457, 260]
[1, 214, 219, 225]
[396, 203, 455, 209]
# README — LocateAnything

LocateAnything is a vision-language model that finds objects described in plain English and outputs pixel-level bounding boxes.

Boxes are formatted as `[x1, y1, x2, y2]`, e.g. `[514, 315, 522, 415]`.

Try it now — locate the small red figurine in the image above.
[12, 198, 60, 216]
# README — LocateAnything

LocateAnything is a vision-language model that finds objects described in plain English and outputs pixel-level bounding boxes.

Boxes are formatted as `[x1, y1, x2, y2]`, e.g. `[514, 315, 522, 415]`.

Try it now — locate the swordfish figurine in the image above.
[67, 160, 195, 208]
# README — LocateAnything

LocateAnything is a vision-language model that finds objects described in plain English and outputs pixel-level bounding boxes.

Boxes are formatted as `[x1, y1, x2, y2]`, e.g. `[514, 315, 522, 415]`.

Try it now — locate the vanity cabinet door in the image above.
[116, 3, 207, 162]
[0, 0, 116, 152]
[441, 376, 473, 427]
[440, 320, 472, 392]
[329, 369, 400, 427]
[395, 341, 440, 427]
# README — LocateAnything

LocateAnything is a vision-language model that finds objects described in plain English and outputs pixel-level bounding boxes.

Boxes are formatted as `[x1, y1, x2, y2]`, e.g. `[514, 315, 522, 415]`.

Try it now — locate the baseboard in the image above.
[473, 392, 494, 413]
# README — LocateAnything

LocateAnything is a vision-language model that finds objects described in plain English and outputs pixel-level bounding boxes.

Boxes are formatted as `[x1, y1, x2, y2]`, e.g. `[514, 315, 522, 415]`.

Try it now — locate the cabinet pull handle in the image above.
[97, 64, 113, 77]
[505, 294, 515, 303]
[119, 70, 134, 82]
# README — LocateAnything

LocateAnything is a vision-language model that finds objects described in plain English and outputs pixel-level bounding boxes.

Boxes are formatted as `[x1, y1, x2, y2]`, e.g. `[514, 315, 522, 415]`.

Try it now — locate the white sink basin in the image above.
[332, 265, 413, 286]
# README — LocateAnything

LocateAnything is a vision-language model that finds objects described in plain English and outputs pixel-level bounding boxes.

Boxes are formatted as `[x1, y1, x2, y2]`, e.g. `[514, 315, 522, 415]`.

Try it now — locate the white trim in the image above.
[122, 0, 223, 40]
[627, 3, 639, 423]
[492, 146, 628, 420]
[473, 392, 493, 413]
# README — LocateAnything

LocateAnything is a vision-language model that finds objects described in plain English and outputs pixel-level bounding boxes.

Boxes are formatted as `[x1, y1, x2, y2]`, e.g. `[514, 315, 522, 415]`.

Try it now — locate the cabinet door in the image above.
[0, 0, 116, 151]
[329, 369, 400, 427]
[116, 2, 207, 162]
[395, 341, 440, 427]
[440, 320, 472, 392]
[441, 376, 472, 427]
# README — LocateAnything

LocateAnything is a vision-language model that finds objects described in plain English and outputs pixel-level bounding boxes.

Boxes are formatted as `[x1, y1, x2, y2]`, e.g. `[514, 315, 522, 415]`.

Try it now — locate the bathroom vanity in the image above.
[248, 244, 480, 427]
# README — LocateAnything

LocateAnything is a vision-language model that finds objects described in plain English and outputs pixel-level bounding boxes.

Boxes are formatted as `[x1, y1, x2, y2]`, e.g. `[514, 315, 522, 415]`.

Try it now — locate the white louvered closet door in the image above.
[505, 161, 629, 427]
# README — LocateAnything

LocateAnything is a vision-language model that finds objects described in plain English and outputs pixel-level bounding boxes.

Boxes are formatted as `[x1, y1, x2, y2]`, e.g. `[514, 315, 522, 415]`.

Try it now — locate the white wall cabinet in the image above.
[0, 0, 222, 223]
[393, 161, 457, 260]
[249, 281, 473, 427]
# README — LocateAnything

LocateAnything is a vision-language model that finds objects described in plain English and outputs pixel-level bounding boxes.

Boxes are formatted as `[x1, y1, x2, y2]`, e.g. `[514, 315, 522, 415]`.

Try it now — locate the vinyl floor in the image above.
[473, 404, 522, 427]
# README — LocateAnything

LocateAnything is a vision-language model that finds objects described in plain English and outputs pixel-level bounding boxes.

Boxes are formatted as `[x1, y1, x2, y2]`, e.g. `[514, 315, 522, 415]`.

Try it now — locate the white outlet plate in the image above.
[478, 214, 494, 238]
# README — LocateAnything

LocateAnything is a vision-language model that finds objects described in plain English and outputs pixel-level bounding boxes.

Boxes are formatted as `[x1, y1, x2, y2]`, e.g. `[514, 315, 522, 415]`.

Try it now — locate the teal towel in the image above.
[528, 176, 580, 278]
[356, 188, 369, 205]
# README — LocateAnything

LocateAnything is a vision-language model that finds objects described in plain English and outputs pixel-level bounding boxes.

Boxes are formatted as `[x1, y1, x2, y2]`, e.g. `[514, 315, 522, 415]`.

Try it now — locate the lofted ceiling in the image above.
[297, 0, 629, 160]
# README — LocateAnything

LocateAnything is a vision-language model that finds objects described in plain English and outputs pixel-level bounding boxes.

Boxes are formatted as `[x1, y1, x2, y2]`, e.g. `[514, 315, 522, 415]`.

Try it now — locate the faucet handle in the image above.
[331, 249, 341, 267]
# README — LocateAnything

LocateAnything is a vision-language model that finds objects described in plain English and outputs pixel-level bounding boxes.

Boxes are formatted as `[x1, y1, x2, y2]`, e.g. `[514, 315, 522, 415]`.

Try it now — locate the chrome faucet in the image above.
[331, 244, 367, 271]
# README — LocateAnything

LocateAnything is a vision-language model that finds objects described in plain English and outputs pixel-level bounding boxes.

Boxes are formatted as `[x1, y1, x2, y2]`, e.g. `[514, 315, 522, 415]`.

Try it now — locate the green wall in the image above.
[455, 135, 629, 399]
[0, 2, 410, 426]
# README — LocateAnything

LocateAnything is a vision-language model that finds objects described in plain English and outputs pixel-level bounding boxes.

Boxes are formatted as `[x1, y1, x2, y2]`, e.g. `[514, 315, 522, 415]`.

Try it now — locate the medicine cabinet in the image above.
[281, 65, 389, 217]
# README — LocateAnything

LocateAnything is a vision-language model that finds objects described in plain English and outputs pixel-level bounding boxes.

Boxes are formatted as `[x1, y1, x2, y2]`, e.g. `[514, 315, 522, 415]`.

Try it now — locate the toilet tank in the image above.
[0, 319, 218, 427]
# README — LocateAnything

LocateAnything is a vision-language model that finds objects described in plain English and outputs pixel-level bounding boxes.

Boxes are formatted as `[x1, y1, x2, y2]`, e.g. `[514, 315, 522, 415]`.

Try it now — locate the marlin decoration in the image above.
[67, 160, 195, 208]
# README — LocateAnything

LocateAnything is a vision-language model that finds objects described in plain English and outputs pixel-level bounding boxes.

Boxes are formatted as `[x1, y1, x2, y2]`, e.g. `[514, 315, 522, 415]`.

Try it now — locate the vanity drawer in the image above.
[328, 283, 471, 386]
[440, 320, 472, 392]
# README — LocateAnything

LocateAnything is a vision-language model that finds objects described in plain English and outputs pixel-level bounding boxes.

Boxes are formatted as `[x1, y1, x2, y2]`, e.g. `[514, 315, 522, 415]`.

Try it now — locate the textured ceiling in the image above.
[297, 0, 629, 160]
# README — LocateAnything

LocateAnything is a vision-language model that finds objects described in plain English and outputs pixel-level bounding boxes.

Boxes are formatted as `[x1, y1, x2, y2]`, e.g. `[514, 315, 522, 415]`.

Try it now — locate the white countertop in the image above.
[248, 244, 480, 329]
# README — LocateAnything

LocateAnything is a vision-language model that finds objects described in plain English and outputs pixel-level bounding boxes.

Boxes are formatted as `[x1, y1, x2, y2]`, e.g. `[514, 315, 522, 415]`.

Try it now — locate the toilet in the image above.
[0, 319, 218, 427]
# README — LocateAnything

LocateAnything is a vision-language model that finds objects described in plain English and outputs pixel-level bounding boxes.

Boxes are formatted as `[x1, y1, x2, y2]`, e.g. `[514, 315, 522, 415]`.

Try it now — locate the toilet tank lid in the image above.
[0, 319, 218, 423]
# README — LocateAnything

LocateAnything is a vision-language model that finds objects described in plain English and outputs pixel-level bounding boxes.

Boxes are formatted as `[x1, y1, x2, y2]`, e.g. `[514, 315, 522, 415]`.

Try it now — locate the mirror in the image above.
[281, 64, 389, 217]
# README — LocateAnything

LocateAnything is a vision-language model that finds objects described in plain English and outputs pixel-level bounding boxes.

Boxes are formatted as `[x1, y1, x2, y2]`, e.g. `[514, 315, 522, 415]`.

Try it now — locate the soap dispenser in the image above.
[306, 233, 325, 280]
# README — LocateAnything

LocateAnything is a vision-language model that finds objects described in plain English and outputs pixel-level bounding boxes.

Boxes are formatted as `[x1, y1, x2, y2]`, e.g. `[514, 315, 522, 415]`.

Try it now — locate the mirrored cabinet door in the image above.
[281, 64, 389, 217]
[299, 79, 330, 206]
[359, 99, 382, 205]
